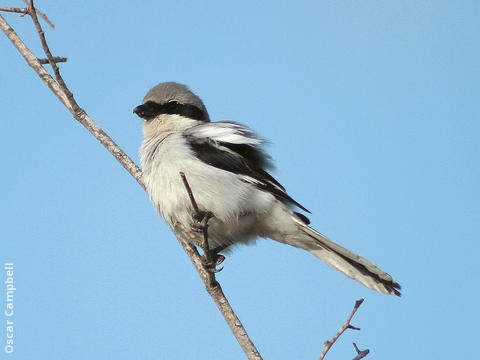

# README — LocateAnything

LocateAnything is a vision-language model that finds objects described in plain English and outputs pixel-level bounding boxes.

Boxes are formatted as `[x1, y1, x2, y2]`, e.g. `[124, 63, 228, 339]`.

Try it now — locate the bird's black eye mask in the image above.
[133, 100, 206, 121]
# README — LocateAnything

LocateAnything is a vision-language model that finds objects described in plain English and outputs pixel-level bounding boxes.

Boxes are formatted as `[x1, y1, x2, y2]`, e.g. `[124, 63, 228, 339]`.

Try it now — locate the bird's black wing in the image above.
[184, 122, 310, 214]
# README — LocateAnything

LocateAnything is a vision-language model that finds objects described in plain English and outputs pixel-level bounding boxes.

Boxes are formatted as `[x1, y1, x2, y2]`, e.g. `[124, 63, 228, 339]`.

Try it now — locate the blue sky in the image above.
[1, 1, 479, 359]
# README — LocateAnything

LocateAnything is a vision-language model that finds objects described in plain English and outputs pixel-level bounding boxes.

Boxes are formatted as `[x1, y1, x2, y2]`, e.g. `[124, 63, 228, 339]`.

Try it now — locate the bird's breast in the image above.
[140, 133, 277, 246]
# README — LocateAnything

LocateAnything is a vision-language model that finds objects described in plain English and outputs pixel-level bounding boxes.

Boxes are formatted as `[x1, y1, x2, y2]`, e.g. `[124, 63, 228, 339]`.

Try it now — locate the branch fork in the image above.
[318, 299, 369, 360]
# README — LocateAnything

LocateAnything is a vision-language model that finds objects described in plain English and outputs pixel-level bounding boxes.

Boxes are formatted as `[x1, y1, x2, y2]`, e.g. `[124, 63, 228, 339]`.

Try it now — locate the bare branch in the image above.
[352, 343, 370, 360]
[318, 299, 365, 360]
[0, 8, 262, 360]
[174, 171, 260, 356]
[172, 224, 262, 359]
[0, 13, 68, 106]
[0, 13, 144, 186]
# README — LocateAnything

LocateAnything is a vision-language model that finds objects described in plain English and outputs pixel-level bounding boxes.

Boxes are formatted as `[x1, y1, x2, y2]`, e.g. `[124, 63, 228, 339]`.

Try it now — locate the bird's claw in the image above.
[194, 210, 214, 224]
[188, 209, 224, 273]
[203, 253, 225, 273]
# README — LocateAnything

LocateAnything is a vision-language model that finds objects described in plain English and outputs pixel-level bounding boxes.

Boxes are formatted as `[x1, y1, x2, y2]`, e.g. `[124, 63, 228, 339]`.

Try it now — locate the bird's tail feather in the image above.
[288, 220, 401, 296]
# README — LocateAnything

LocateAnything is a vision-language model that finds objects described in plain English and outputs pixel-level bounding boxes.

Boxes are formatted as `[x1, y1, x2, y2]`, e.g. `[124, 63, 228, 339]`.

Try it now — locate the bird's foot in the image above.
[190, 210, 214, 233]
[202, 245, 227, 273]
[202, 252, 225, 273]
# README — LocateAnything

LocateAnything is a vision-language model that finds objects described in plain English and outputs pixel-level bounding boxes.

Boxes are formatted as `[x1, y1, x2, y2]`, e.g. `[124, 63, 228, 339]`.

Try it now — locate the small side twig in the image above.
[0, 7, 28, 14]
[0, 3, 54, 28]
[352, 343, 370, 360]
[27, 0, 68, 92]
[37, 56, 67, 64]
[318, 298, 365, 360]
[180, 171, 200, 214]
[179, 172, 217, 286]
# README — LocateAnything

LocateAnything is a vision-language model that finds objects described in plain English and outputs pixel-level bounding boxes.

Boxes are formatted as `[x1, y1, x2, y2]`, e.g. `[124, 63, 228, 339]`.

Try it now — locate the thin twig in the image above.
[37, 56, 67, 64]
[0, 3, 54, 28]
[352, 343, 370, 360]
[28, 1, 67, 92]
[22, 0, 54, 28]
[180, 172, 200, 214]
[179, 172, 218, 286]
[0, 7, 28, 14]
[318, 299, 365, 360]
[179, 172, 215, 257]
[0, 9, 262, 360]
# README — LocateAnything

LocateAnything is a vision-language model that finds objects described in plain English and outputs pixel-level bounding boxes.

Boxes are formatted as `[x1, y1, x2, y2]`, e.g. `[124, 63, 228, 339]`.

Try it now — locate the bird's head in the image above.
[133, 82, 210, 137]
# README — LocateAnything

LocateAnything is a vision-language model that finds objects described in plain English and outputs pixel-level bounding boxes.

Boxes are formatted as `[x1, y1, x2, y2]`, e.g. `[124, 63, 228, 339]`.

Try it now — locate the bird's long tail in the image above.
[284, 218, 401, 296]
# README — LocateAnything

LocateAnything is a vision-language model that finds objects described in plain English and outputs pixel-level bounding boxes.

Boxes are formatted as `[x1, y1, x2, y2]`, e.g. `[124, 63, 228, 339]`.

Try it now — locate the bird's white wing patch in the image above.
[186, 121, 264, 145]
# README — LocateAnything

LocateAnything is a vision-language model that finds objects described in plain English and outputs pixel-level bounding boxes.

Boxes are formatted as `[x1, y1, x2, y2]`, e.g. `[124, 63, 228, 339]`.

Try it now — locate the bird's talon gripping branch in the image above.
[191, 210, 214, 233]
[193, 210, 214, 224]
[214, 253, 226, 266]
[202, 245, 227, 273]
[204, 262, 224, 273]
[190, 223, 204, 233]
[202, 251, 225, 273]
[178, 172, 224, 273]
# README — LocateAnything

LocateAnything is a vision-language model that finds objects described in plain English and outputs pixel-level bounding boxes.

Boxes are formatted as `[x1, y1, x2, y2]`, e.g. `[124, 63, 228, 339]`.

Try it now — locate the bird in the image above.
[133, 82, 401, 296]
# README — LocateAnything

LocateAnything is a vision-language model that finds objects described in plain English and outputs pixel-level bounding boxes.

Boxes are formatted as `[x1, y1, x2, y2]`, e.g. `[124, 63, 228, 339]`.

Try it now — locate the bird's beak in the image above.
[133, 104, 145, 117]
[133, 101, 158, 120]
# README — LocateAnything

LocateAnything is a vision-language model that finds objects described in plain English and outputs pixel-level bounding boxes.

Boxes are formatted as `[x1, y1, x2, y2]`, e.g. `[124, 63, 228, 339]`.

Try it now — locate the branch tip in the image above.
[318, 299, 366, 360]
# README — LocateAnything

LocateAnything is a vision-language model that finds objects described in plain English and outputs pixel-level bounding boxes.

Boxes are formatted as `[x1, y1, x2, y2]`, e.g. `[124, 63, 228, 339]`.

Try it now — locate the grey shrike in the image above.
[134, 82, 401, 296]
